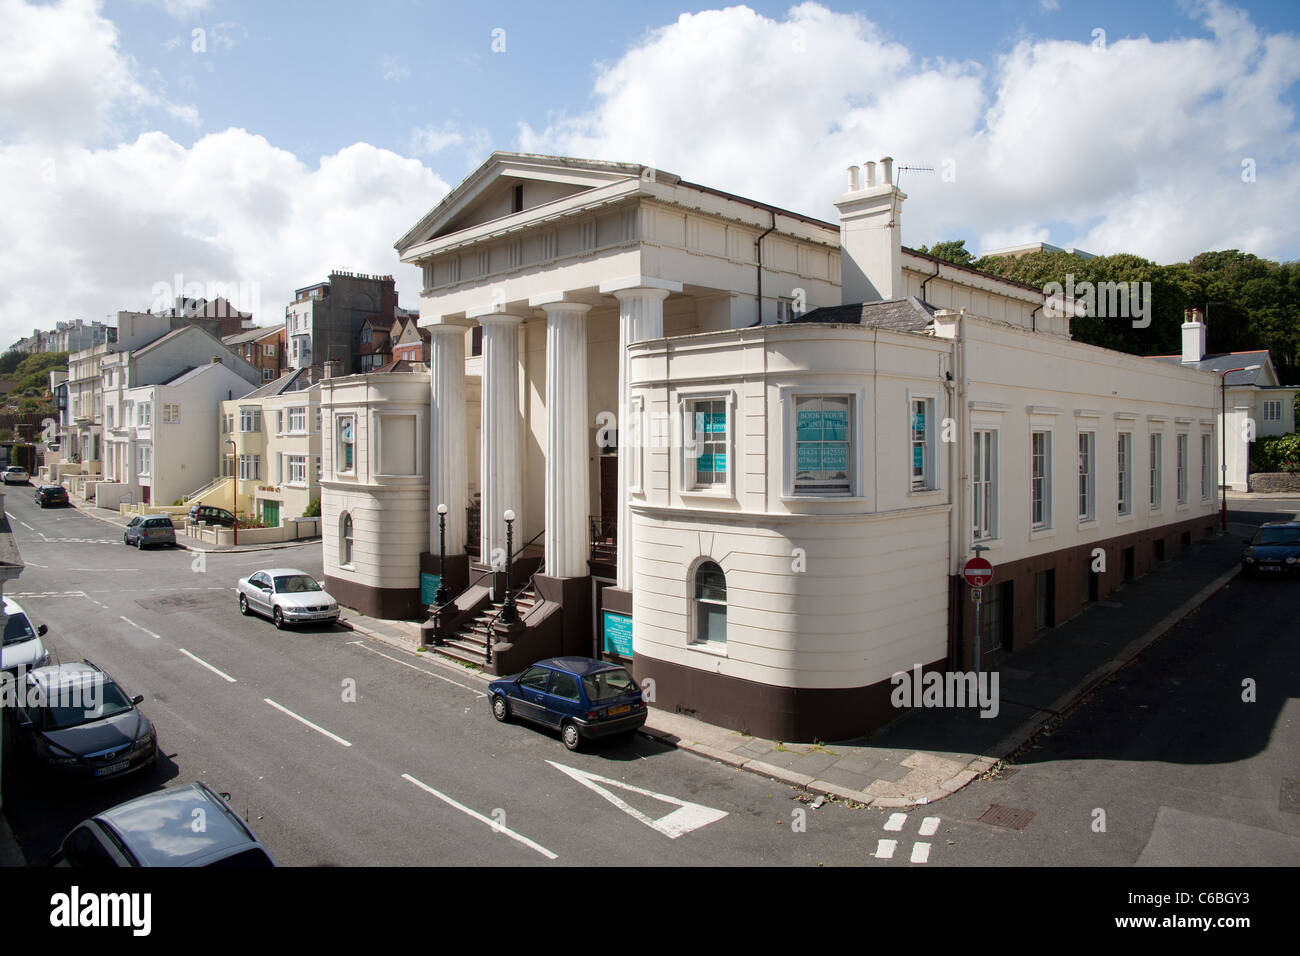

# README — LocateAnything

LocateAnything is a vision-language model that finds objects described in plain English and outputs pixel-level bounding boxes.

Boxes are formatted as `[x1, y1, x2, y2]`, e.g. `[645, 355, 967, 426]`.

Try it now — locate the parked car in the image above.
[237, 568, 340, 629]
[123, 514, 176, 549]
[489, 656, 646, 751]
[188, 504, 236, 527]
[1241, 521, 1300, 575]
[8, 659, 157, 782]
[2, 466, 29, 485]
[34, 484, 69, 508]
[50, 782, 277, 867]
[0, 596, 50, 675]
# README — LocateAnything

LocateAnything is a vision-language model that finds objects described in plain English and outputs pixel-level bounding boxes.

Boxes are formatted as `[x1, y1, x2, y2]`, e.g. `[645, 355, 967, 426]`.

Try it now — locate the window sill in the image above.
[1078, 517, 1098, 530]
[971, 537, 1001, 550]
[1176, 503, 1190, 512]
[680, 488, 734, 501]
[908, 487, 941, 498]
[1116, 512, 1134, 524]
[1029, 526, 1055, 540]
[687, 641, 728, 658]
[780, 494, 865, 503]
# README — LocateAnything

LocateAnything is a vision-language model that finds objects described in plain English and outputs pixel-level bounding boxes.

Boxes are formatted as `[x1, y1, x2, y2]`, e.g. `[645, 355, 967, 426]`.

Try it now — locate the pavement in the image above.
[338, 526, 1258, 811]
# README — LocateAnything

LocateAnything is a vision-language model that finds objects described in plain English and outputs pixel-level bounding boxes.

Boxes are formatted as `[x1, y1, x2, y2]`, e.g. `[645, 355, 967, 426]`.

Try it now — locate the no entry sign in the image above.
[962, 557, 994, 589]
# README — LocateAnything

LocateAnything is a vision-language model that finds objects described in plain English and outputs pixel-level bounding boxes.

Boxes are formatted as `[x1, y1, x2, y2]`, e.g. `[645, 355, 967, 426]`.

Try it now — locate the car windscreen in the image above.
[1, 612, 36, 646]
[582, 668, 639, 702]
[1255, 528, 1300, 545]
[205, 847, 275, 868]
[37, 680, 135, 730]
[274, 575, 322, 593]
[145, 518, 173, 527]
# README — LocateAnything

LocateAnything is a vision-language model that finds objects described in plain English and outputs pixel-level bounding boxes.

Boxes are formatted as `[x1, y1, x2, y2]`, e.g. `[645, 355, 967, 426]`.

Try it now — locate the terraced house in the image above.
[321, 151, 1220, 741]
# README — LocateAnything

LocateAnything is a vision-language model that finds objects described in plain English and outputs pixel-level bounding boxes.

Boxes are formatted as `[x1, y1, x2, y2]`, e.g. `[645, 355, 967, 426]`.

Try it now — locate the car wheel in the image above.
[136, 537, 144, 549]
[492, 694, 511, 722]
[273, 607, 285, 630]
[123, 533, 129, 545]
[561, 721, 582, 752]
[239, 594, 249, 616]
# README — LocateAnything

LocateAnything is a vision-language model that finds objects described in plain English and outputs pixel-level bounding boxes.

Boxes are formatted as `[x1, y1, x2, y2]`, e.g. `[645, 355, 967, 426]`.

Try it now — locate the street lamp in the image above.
[499, 509, 518, 625]
[225, 437, 239, 546]
[1220, 365, 1261, 532]
[435, 503, 450, 605]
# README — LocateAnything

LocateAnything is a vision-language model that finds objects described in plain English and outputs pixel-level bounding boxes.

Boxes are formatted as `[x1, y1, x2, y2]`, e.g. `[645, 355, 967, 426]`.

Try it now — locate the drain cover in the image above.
[1281, 779, 1300, 815]
[979, 804, 1036, 829]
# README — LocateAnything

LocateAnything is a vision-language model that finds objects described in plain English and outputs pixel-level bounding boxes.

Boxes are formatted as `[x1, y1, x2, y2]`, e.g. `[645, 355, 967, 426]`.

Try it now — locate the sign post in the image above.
[963, 548, 994, 672]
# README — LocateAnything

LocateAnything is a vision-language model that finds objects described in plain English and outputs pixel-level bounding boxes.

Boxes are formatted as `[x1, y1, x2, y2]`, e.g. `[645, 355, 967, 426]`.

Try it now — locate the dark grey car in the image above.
[51, 782, 277, 867]
[8, 660, 157, 782]
[123, 515, 176, 549]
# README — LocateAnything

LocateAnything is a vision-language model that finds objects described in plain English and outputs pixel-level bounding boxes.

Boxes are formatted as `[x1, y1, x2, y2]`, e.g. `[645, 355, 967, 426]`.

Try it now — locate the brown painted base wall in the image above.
[631, 653, 947, 743]
[326, 574, 424, 620]
[952, 513, 1217, 669]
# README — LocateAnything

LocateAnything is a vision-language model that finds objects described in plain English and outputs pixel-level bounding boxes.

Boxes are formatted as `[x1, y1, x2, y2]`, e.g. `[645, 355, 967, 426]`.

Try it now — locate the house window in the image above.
[337, 415, 355, 473]
[238, 455, 260, 481]
[288, 456, 307, 485]
[793, 394, 851, 495]
[1201, 433, 1213, 499]
[692, 561, 727, 646]
[1078, 431, 1095, 520]
[262, 368, 275, 382]
[263, 343, 275, 357]
[911, 398, 936, 491]
[973, 429, 998, 540]
[688, 398, 727, 489]
[1150, 433, 1162, 509]
[1031, 431, 1051, 528]
[313, 456, 321, 483]
[163, 403, 179, 424]
[139, 403, 151, 427]
[106, 406, 114, 429]
[1176, 433, 1189, 505]
[289, 407, 307, 433]
[275, 410, 284, 434]
[240, 407, 261, 432]
[313, 406, 321, 432]
[340, 512, 354, 567]
[1117, 433, 1132, 516]
[1262, 400, 1282, 422]
[136, 446, 151, 476]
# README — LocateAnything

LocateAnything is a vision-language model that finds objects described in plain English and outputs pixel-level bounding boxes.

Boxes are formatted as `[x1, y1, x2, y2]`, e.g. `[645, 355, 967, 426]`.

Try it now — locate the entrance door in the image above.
[263, 500, 280, 527]
[594, 454, 618, 562]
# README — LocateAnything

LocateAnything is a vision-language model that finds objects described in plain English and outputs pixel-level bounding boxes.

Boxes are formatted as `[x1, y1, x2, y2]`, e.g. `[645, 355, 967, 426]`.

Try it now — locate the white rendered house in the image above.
[321, 151, 1221, 740]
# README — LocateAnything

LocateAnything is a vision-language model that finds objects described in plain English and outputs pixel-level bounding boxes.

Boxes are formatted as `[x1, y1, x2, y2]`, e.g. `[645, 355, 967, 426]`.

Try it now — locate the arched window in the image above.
[340, 512, 354, 567]
[692, 561, 727, 646]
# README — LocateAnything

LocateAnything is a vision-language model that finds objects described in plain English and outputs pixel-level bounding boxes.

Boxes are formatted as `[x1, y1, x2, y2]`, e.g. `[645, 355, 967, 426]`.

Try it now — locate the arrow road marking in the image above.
[548, 761, 728, 839]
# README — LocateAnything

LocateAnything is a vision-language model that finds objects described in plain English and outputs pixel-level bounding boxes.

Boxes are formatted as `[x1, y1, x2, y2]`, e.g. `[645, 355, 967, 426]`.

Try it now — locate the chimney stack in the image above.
[323, 359, 341, 380]
[847, 165, 860, 191]
[835, 155, 907, 305]
[1181, 305, 1208, 363]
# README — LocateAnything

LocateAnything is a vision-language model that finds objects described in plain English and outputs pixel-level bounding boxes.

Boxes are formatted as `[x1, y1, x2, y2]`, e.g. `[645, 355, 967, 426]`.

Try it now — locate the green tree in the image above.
[918, 239, 975, 266]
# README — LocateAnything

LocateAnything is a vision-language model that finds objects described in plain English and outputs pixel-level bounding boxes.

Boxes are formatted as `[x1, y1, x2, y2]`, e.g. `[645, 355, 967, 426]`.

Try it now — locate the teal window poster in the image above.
[603, 610, 633, 657]
[913, 445, 925, 469]
[822, 442, 847, 472]
[421, 573, 441, 605]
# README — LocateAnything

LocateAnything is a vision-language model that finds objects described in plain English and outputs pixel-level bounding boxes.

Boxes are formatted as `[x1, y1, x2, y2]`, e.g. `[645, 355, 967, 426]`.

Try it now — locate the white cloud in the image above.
[381, 55, 410, 82]
[211, 21, 248, 52]
[135, 0, 213, 19]
[0, 0, 199, 145]
[0, 130, 450, 343]
[410, 121, 491, 160]
[518, 1, 1300, 264]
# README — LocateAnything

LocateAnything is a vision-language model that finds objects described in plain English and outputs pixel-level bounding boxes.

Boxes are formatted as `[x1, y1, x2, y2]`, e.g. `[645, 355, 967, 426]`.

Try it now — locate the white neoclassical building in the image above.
[320, 151, 1221, 741]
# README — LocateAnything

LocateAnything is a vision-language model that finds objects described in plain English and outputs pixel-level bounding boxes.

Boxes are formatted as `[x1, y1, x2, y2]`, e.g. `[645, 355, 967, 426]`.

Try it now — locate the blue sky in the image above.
[2, 0, 1298, 339]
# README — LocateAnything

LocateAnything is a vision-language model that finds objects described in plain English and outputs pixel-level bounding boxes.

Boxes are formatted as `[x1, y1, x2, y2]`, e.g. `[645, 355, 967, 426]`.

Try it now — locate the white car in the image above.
[0, 596, 50, 674]
[236, 568, 340, 629]
[2, 466, 29, 484]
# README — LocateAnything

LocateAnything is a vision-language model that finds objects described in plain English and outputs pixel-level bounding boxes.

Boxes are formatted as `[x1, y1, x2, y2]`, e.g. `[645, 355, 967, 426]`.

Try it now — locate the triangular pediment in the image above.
[395, 152, 664, 254]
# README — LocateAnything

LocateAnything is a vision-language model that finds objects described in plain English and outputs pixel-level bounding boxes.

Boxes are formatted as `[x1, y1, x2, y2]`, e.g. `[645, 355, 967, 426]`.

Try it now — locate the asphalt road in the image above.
[2, 490, 1297, 869]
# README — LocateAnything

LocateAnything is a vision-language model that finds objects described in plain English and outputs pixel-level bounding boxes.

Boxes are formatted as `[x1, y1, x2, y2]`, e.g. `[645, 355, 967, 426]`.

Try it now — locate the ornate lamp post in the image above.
[1219, 365, 1260, 533]
[500, 509, 518, 625]
[434, 503, 450, 605]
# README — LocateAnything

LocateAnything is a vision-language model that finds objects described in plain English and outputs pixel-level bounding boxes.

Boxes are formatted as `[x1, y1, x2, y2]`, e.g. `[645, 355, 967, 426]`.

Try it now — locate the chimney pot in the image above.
[864, 161, 877, 188]
[1192, 307, 1204, 324]
[847, 165, 861, 191]
[880, 157, 894, 186]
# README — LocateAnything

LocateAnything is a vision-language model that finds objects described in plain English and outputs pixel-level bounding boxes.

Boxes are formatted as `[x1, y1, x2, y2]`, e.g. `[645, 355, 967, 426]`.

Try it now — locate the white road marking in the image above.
[911, 842, 931, 863]
[119, 616, 161, 640]
[402, 773, 557, 860]
[548, 761, 728, 839]
[918, 816, 940, 836]
[178, 648, 237, 683]
[875, 838, 897, 859]
[883, 812, 907, 831]
[346, 640, 487, 698]
[263, 698, 352, 747]
[19, 520, 34, 531]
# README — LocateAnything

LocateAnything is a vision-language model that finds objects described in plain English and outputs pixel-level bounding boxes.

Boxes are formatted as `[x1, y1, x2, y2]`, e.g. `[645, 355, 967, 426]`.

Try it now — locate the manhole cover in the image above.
[979, 804, 1035, 829]
[1281, 779, 1300, 815]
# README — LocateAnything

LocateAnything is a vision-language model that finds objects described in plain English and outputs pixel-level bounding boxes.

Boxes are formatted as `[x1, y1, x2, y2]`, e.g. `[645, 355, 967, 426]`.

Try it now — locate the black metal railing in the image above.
[589, 515, 617, 563]
[485, 529, 547, 664]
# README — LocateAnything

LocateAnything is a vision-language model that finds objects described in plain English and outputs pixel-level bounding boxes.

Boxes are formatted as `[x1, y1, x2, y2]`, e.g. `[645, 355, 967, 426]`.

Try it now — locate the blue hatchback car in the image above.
[489, 657, 646, 751]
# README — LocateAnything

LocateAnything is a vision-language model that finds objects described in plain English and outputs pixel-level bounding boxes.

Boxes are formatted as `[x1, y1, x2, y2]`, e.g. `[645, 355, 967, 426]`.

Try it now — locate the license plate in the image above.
[95, 761, 130, 776]
[1260, 565, 1281, 572]
[608, 705, 631, 716]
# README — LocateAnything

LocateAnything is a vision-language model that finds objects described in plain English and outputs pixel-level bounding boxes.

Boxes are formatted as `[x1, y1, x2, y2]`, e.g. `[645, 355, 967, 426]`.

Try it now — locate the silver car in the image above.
[237, 568, 340, 629]
[0, 596, 50, 675]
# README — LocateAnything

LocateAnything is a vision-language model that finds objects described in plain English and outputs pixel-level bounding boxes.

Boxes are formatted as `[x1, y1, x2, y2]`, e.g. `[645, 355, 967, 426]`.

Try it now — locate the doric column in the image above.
[478, 313, 523, 563]
[428, 321, 469, 555]
[542, 302, 592, 578]
[612, 287, 670, 590]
